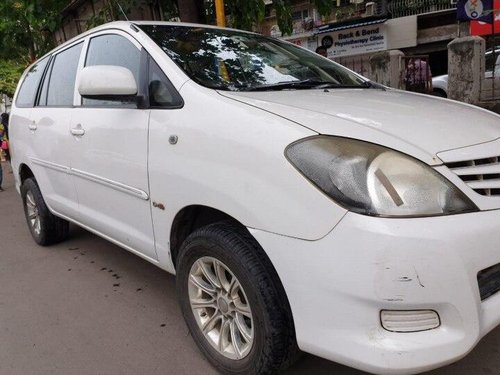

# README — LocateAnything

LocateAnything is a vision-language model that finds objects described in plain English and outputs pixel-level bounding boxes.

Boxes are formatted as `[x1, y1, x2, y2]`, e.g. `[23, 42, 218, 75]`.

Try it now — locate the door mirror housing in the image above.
[78, 65, 138, 100]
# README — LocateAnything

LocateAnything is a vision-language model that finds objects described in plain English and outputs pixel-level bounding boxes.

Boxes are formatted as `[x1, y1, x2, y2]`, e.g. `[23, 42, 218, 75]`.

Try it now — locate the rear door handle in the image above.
[70, 124, 85, 136]
[28, 122, 37, 131]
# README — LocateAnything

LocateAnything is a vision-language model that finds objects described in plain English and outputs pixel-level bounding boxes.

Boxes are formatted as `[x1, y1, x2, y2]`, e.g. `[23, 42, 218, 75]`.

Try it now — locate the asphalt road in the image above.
[0, 165, 498, 375]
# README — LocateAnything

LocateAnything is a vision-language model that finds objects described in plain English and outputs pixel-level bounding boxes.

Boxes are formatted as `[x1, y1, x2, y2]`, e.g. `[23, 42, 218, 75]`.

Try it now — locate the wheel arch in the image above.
[19, 163, 35, 184]
[170, 205, 241, 268]
[432, 88, 447, 98]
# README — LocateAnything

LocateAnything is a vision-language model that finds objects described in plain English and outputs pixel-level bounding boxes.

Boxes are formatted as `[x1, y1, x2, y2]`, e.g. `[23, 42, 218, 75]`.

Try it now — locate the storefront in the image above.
[314, 16, 418, 59]
[315, 19, 389, 58]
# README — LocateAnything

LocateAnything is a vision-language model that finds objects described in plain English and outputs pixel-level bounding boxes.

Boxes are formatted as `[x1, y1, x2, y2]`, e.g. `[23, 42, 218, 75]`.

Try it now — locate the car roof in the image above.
[34, 21, 259, 67]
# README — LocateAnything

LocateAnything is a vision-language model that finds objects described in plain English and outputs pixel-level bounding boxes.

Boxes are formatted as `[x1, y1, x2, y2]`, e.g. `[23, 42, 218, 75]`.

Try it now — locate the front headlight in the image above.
[286, 136, 477, 217]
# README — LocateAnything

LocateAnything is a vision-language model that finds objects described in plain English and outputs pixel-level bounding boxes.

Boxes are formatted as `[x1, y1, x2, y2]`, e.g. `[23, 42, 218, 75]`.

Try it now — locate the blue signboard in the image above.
[457, 0, 494, 23]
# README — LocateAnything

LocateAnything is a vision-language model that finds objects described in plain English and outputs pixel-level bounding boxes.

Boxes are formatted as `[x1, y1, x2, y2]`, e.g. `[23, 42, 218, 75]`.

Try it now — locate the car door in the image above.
[28, 42, 83, 219]
[11, 57, 49, 191]
[70, 31, 157, 260]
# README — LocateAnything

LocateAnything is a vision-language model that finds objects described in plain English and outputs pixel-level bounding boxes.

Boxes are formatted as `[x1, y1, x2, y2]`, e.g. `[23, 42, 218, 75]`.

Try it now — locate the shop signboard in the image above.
[320, 23, 387, 58]
[470, 0, 500, 35]
[287, 36, 317, 52]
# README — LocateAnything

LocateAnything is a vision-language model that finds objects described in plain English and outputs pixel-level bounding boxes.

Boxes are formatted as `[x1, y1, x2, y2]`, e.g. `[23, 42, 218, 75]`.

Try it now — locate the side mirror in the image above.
[78, 65, 138, 100]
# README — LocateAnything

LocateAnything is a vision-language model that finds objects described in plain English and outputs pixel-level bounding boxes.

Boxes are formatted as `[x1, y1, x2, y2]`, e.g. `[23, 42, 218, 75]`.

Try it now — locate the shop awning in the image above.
[314, 18, 387, 35]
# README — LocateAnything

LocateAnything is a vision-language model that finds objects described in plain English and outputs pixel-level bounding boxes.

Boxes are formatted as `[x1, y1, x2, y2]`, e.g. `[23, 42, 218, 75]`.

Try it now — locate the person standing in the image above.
[0, 120, 4, 192]
[1, 113, 9, 161]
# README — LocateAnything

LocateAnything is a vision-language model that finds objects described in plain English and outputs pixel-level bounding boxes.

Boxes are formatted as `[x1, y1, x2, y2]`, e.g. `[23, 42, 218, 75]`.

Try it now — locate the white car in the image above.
[433, 48, 500, 98]
[432, 74, 448, 97]
[10, 21, 500, 375]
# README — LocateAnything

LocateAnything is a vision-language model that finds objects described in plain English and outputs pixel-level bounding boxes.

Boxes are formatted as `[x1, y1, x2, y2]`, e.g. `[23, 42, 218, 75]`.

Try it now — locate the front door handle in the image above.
[28, 122, 37, 131]
[71, 124, 85, 136]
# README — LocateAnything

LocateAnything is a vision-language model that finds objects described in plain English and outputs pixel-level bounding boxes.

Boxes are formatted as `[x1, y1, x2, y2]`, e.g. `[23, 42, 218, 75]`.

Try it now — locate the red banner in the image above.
[470, 1, 500, 35]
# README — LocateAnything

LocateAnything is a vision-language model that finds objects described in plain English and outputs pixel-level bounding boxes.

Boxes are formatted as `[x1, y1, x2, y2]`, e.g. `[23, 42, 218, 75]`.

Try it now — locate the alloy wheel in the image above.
[25, 191, 41, 235]
[188, 256, 254, 360]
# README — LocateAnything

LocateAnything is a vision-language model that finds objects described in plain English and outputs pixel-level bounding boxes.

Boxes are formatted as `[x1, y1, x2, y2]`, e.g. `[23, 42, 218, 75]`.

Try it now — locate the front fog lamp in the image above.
[286, 136, 477, 217]
[381, 310, 440, 333]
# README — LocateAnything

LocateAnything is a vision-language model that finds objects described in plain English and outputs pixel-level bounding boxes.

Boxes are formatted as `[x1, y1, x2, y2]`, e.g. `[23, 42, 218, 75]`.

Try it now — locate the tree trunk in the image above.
[176, 0, 204, 23]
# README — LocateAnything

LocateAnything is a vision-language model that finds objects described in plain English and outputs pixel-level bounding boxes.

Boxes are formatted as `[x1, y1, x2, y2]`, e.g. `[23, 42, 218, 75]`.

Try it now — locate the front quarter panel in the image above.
[148, 82, 347, 270]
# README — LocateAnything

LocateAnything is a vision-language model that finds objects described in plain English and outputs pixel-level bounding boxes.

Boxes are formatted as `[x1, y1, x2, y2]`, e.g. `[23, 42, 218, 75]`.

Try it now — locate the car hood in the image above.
[219, 88, 500, 165]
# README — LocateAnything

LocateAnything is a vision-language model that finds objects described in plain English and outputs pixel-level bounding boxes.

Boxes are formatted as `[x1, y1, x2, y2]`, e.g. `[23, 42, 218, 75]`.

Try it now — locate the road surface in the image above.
[0, 165, 498, 374]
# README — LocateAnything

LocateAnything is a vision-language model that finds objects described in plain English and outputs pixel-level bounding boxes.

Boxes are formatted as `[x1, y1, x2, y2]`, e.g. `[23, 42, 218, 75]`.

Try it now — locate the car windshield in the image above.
[138, 24, 368, 91]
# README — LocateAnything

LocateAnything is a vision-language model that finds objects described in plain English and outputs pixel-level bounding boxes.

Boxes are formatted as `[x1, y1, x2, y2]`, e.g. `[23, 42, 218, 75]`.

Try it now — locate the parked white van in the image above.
[10, 21, 500, 375]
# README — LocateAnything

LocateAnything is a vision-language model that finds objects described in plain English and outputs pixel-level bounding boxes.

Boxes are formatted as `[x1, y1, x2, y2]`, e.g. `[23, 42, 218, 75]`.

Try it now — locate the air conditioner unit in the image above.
[365, 2, 375, 17]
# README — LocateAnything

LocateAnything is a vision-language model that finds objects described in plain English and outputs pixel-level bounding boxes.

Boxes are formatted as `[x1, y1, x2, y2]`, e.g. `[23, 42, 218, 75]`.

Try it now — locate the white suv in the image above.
[10, 21, 500, 375]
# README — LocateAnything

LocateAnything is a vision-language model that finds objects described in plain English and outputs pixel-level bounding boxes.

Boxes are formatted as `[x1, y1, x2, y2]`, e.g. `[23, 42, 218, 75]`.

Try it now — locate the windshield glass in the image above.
[139, 24, 367, 91]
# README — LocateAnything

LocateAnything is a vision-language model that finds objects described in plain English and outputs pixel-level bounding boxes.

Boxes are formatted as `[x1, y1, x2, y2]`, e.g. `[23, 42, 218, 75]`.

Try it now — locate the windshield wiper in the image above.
[243, 79, 339, 91]
[242, 79, 377, 91]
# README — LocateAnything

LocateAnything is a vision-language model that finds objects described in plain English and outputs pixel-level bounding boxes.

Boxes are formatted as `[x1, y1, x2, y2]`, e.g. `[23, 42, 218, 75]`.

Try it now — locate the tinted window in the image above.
[15, 57, 49, 107]
[38, 58, 54, 106]
[46, 43, 83, 106]
[148, 58, 182, 108]
[84, 34, 141, 106]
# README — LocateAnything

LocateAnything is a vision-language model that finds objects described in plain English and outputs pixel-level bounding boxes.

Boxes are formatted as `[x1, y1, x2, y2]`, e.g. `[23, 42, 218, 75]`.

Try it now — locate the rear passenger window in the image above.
[83, 34, 141, 107]
[46, 43, 83, 106]
[15, 57, 49, 107]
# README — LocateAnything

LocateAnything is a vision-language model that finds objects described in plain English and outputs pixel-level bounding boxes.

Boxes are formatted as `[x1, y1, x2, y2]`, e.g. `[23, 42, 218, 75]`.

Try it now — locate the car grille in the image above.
[477, 263, 500, 301]
[445, 156, 500, 196]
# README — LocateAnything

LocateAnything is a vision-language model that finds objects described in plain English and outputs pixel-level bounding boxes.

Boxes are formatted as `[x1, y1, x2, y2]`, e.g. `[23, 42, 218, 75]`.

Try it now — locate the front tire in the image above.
[176, 222, 297, 374]
[21, 177, 69, 246]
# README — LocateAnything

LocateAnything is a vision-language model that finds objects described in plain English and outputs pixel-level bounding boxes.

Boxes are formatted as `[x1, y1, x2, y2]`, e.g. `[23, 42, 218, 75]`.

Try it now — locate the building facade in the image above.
[258, 0, 466, 77]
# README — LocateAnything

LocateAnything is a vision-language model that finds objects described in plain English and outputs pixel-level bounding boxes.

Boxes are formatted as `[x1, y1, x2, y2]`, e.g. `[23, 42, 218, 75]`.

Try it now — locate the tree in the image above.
[0, 0, 67, 63]
[177, 0, 336, 36]
[0, 59, 24, 97]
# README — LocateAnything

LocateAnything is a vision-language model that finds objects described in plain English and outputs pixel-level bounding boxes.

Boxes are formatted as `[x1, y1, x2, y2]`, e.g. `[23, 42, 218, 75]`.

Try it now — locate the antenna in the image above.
[115, 1, 129, 21]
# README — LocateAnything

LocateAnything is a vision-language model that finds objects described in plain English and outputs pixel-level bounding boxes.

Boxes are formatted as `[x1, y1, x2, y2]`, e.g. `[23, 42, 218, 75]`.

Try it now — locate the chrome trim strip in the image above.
[31, 157, 70, 174]
[71, 168, 149, 200]
[29, 157, 149, 201]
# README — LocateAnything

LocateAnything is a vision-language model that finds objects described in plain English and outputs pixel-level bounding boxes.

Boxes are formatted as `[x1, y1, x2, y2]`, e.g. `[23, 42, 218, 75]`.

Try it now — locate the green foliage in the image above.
[87, 0, 179, 28]
[273, 0, 293, 35]
[225, 0, 334, 36]
[225, 0, 266, 30]
[86, 0, 136, 28]
[160, 0, 179, 20]
[313, 0, 335, 18]
[0, 0, 67, 62]
[0, 59, 24, 97]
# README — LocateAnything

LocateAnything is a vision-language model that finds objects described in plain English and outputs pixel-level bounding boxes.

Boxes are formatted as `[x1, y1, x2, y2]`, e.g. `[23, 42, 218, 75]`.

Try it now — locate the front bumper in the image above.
[250, 209, 500, 375]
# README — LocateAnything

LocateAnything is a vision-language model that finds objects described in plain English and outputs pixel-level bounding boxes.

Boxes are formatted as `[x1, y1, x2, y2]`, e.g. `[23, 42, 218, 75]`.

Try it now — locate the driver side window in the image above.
[83, 34, 141, 107]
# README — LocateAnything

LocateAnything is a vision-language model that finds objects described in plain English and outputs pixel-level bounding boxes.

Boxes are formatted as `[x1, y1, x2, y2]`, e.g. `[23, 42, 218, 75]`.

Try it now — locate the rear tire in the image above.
[21, 177, 69, 246]
[176, 221, 298, 374]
